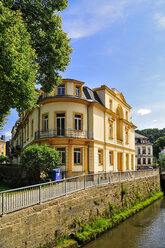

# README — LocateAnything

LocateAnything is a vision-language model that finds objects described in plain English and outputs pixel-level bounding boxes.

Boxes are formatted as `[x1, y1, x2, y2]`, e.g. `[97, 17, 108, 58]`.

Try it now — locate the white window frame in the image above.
[43, 115, 48, 131]
[57, 148, 66, 164]
[75, 114, 82, 131]
[74, 148, 81, 164]
[76, 86, 81, 97]
[109, 151, 113, 165]
[57, 85, 65, 95]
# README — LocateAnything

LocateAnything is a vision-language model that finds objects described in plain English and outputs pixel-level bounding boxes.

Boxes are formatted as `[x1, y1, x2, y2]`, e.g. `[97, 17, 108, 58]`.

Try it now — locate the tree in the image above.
[0, 1, 38, 126]
[153, 136, 165, 158]
[0, 155, 8, 164]
[20, 144, 61, 183]
[3, 0, 73, 93]
[136, 128, 165, 144]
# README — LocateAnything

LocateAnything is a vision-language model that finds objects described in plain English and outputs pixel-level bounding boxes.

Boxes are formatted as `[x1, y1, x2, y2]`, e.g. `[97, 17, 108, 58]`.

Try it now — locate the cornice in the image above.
[93, 85, 132, 109]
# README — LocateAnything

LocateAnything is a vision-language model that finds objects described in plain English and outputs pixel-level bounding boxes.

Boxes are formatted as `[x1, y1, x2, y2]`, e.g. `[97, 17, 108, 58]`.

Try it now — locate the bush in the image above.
[20, 144, 61, 184]
[0, 155, 8, 164]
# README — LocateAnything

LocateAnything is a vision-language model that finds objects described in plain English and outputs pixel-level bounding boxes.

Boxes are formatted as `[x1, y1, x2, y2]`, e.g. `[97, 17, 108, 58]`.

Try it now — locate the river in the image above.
[84, 197, 165, 248]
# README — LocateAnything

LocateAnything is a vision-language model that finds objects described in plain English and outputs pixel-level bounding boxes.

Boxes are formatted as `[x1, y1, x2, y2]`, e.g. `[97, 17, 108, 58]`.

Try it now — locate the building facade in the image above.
[11, 79, 136, 177]
[0, 135, 6, 156]
[135, 133, 153, 169]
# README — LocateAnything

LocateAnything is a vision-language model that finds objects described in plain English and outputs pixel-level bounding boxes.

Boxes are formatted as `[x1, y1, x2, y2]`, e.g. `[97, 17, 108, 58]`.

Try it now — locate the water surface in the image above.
[84, 198, 165, 248]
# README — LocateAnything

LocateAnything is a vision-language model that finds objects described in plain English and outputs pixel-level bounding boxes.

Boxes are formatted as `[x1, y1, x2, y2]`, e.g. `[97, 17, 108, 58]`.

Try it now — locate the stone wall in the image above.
[0, 175, 161, 248]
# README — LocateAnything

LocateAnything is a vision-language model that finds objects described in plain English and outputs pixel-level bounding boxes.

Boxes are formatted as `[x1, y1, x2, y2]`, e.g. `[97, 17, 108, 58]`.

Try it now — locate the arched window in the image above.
[116, 105, 124, 141]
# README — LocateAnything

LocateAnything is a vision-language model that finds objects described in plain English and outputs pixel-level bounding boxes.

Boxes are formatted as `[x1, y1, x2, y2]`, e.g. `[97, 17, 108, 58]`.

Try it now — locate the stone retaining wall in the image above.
[0, 175, 161, 248]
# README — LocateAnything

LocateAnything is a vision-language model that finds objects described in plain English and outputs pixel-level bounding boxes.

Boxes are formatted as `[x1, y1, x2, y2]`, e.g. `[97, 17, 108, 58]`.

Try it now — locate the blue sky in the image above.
[2, 0, 165, 140]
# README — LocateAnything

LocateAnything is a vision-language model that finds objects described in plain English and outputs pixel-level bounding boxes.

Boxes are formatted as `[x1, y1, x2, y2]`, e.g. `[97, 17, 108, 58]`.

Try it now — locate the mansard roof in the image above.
[83, 87, 104, 106]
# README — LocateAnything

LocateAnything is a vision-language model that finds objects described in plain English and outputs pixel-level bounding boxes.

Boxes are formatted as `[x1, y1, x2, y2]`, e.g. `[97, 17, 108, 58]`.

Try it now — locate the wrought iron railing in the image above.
[0, 169, 159, 216]
[35, 129, 93, 139]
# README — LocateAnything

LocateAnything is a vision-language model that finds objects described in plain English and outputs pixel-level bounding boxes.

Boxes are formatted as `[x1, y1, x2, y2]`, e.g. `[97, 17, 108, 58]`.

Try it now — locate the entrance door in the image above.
[56, 113, 65, 136]
[117, 152, 123, 171]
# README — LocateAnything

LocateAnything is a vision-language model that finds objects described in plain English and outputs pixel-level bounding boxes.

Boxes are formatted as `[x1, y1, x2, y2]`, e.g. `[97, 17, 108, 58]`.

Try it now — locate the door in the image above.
[56, 113, 65, 136]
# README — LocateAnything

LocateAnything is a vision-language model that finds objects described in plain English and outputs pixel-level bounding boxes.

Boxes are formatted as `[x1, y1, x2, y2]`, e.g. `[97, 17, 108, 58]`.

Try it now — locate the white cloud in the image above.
[63, 0, 164, 39]
[155, 13, 165, 29]
[62, 0, 136, 39]
[153, 120, 158, 122]
[136, 109, 152, 116]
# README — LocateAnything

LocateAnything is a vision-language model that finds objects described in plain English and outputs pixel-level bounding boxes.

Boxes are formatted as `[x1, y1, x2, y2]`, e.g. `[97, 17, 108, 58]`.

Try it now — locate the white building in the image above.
[135, 133, 153, 169]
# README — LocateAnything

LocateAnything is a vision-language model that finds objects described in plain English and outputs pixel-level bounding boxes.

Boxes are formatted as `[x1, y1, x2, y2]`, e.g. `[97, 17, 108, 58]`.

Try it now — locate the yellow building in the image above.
[11, 79, 136, 177]
[0, 135, 6, 156]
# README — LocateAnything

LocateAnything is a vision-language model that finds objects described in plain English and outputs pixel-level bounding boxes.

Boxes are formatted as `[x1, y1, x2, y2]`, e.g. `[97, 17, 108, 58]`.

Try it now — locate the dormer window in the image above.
[57, 85, 65, 95]
[76, 86, 81, 97]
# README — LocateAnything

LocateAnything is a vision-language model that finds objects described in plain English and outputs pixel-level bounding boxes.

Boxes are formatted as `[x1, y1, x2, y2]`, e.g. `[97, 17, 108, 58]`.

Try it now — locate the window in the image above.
[109, 151, 113, 165]
[109, 122, 113, 138]
[27, 121, 29, 140]
[138, 158, 141, 164]
[24, 126, 26, 143]
[138, 147, 140, 154]
[98, 149, 103, 165]
[143, 158, 146, 164]
[148, 158, 151, 164]
[126, 154, 129, 170]
[109, 99, 112, 110]
[43, 114, 48, 131]
[125, 128, 129, 144]
[126, 111, 128, 120]
[108, 118, 114, 139]
[148, 147, 151, 155]
[142, 147, 146, 154]
[76, 86, 81, 97]
[1, 144, 4, 149]
[75, 114, 82, 131]
[57, 85, 65, 95]
[31, 120, 34, 137]
[74, 148, 81, 164]
[1, 152, 4, 155]
[57, 148, 66, 164]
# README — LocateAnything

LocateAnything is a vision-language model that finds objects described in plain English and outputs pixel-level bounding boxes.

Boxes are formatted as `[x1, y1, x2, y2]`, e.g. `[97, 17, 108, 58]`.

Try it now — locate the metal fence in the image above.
[0, 169, 159, 216]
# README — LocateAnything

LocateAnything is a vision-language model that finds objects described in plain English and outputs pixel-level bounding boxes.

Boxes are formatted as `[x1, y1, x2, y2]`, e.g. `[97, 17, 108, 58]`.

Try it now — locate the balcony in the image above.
[35, 129, 93, 140]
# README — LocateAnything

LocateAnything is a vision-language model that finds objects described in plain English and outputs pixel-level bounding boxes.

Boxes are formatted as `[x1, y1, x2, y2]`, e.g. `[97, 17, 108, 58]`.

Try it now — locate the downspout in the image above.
[21, 127, 23, 148]
[87, 105, 90, 173]
[38, 107, 40, 139]
[104, 111, 106, 172]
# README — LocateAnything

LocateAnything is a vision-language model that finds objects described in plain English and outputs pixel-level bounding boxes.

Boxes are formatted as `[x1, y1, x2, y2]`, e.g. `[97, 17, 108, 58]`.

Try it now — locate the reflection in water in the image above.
[84, 198, 165, 248]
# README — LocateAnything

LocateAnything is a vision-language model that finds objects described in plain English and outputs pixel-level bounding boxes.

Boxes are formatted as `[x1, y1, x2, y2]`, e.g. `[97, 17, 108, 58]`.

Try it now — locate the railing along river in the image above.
[0, 169, 159, 216]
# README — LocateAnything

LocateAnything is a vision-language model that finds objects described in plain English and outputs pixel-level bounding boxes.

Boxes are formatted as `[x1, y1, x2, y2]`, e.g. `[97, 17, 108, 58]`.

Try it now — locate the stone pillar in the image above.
[84, 147, 88, 173]
[68, 145, 72, 172]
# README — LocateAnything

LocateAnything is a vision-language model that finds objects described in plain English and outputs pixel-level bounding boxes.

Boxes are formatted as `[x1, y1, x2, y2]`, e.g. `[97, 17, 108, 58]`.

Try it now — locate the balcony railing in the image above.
[35, 129, 93, 140]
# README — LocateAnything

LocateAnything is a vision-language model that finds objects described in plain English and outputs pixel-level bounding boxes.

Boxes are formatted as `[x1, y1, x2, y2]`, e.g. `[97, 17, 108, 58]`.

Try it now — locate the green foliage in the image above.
[75, 191, 163, 244]
[0, 155, 8, 163]
[122, 185, 128, 195]
[3, 0, 73, 93]
[136, 128, 165, 144]
[94, 200, 100, 206]
[20, 144, 61, 183]
[154, 136, 165, 158]
[0, 1, 38, 127]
